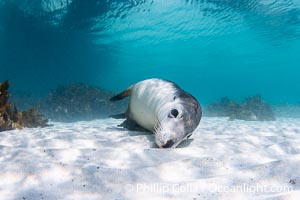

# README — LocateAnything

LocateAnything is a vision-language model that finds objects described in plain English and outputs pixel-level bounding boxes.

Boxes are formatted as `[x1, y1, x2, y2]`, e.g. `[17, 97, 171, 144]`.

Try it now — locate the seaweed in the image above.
[14, 107, 49, 129]
[0, 81, 14, 131]
[205, 95, 276, 121]
[0, 80, 48, 132]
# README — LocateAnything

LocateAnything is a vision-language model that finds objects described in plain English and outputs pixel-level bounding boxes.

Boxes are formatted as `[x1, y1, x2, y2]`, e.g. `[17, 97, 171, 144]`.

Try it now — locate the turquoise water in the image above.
[0, 0, 300, 105]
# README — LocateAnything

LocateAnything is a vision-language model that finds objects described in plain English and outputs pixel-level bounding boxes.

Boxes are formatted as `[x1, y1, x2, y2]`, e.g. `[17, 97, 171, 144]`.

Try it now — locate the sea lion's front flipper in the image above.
[118, 119, 149, 132]
[110, 86, 132, 101]
[109, 113, 126, 119]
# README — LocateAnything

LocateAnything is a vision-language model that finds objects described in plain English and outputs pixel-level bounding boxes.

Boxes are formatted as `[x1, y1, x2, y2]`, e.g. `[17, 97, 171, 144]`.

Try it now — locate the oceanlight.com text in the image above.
[127, 183, 293, 195]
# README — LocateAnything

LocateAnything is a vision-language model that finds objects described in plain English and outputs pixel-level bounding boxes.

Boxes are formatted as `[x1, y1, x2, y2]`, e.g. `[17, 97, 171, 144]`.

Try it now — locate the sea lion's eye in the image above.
[169, 109, 179, 118]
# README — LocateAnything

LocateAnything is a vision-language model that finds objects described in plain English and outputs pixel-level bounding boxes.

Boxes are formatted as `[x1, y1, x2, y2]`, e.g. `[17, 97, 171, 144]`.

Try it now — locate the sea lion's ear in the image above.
[110, 87, 132, 101]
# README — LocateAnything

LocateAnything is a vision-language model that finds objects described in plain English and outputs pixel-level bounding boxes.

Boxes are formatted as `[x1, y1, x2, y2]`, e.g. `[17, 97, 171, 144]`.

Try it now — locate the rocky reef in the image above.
[205, 95, 276, 121]
[0, 80, 48, 132]
[42, 83, 127, 122]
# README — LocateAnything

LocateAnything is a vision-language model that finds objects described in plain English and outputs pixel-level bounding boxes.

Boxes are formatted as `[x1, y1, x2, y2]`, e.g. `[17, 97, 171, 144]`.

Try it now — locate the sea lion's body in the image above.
[129, 79, 179, 131]
[110, 78, 202, 148]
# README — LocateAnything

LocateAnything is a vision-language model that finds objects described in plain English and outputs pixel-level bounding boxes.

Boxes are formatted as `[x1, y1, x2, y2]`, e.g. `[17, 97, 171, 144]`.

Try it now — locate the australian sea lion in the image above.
[110, 78, 202, 148]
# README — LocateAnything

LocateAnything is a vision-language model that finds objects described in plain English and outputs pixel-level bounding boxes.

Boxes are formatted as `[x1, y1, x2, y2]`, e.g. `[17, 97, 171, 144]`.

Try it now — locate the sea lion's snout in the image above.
[155, 132, 178, 148]
[161, 139, 175, 148]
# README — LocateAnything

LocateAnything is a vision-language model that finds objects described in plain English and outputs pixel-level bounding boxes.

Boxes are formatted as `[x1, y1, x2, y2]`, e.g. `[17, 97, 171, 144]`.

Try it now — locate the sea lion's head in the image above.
[154, 92, 202, 148]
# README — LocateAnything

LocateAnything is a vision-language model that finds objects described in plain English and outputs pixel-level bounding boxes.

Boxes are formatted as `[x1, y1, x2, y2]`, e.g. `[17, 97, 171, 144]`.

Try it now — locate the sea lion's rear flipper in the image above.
[109, 113, 126, 119]
[118, 119, 149, 132]
[110, 86, 132, 101]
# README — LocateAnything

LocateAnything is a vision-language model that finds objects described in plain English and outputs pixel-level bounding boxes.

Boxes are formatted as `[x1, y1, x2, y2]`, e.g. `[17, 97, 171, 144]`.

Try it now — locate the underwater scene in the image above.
[1, 0, 300, 199]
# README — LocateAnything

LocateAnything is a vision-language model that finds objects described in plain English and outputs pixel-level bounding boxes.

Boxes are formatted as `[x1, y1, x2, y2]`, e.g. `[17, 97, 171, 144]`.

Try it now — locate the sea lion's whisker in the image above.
[153, 125, 158, 135]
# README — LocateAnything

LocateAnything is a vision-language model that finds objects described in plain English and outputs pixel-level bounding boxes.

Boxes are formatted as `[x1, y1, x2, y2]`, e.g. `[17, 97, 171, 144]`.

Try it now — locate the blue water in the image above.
[0, 0, 300, 105]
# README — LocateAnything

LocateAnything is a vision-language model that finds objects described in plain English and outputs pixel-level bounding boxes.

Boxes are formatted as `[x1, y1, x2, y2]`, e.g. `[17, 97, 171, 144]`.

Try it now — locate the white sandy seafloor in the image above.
[1, 117, 300, 200]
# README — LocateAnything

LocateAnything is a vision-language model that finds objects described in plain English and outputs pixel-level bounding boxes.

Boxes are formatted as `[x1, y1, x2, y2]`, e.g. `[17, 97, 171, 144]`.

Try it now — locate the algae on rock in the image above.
[205, 95, 276, 121]
[43, 83, 127, 122]
[0, 80, 48, 132]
